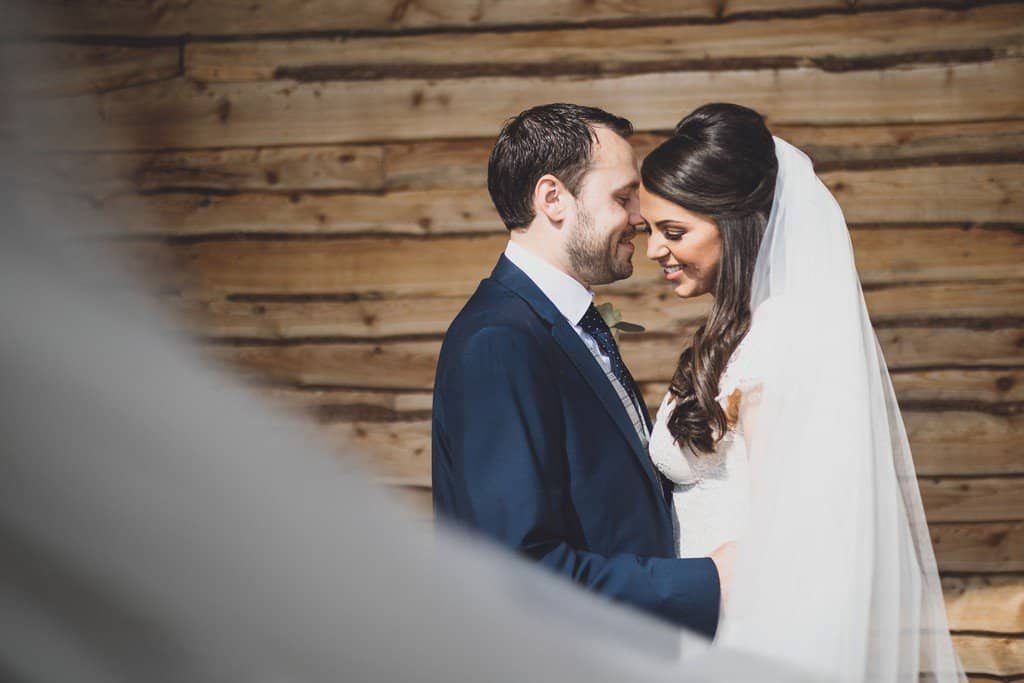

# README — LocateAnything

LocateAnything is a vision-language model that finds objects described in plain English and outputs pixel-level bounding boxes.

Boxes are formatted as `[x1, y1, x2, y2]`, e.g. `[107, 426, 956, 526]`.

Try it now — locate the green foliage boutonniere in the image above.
[595, 301, 646, 342]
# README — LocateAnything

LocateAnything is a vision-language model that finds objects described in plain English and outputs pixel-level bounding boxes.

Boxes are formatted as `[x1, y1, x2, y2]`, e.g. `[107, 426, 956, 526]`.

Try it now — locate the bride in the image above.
[638, 103, 966, 682]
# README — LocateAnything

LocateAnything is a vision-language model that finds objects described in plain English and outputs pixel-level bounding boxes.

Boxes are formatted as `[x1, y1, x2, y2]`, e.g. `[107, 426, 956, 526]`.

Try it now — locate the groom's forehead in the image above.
[589, 126, 636, 163]
[585, 132, 640, 185]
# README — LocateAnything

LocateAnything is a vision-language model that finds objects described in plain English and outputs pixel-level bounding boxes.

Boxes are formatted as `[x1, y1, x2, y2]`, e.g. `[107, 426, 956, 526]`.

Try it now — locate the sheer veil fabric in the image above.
[714, 137, 966, 682]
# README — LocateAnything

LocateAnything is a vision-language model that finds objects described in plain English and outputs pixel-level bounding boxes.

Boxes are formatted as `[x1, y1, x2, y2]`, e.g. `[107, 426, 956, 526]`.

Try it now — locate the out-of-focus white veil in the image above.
[715, 137, 966, 682]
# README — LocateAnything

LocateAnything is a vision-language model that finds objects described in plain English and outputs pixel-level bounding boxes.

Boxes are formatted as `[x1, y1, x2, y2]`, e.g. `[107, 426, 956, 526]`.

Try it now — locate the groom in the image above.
[432, 104, 724, 638]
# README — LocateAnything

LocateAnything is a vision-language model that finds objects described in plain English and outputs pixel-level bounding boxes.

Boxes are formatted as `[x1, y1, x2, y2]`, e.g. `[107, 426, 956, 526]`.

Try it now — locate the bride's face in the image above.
[639, 186, 722, 298]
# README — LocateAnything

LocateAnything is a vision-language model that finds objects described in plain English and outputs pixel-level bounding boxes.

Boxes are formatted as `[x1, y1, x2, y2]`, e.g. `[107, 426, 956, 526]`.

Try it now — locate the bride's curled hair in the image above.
[642, 103, 777, 454]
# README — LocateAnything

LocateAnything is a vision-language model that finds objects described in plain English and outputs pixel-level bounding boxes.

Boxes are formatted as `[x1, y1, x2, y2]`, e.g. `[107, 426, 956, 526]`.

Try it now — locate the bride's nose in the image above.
[645, 228, 668, 261]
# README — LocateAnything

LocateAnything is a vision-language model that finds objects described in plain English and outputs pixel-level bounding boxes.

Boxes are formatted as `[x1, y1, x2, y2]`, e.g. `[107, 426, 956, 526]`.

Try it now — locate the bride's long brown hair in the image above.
[641, 103, 778, 454]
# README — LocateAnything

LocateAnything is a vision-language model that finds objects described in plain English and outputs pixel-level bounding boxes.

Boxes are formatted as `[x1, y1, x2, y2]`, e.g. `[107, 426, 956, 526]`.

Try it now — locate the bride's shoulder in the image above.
[737, 295, 798, 359]
[717, 296, 792, 408]
[750, 295, 795, 333]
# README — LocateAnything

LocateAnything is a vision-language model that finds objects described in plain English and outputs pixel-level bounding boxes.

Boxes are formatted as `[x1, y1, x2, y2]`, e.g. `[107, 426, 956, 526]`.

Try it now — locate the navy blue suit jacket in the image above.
[432, 255, 720, 637]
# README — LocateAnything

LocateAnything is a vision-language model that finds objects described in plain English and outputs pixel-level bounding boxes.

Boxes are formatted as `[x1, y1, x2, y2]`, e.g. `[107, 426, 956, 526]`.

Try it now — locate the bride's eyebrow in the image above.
[655, 220, 687, 229]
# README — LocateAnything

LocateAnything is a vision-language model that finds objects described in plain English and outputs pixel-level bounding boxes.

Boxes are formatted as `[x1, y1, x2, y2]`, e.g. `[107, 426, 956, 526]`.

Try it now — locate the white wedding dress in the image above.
[647, 298, 780, 559]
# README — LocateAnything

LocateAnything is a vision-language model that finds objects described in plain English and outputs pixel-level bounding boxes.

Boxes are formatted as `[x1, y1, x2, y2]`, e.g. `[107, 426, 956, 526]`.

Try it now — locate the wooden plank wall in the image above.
[6, 3, 1023, 678]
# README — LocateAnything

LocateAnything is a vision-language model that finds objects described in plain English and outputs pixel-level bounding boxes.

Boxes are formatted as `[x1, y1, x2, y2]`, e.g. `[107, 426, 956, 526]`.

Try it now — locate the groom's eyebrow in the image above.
[613, 180, 640, 194]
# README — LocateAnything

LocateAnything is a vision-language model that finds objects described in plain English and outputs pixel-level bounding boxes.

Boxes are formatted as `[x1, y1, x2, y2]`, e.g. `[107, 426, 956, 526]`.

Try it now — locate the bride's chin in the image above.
[672, 286, 696, 299]
[671, 280, 695, 298]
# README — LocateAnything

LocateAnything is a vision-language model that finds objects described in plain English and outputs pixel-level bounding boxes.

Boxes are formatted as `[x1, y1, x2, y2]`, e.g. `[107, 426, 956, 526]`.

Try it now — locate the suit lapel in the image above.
[490, 256, 666, 502]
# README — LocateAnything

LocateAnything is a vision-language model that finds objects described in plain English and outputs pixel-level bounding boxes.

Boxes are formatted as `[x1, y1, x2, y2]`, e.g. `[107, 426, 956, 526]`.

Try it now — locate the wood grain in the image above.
[183, 5, 1024, 81]
[18, 1, 942, 37]
[888, 369, 1024, 404]
[1, 43, 180, 97]
[117, 226, 1024, 298]
[932, 523, 1024, 573]
[904, 412, 1023, 477]
[918, 477, 1024, 523]
[47, 164, 1024, 235]
[943, 575, 1024, 632]
[46, 145, 387, 196]
[823, 164, 1024, 224]
[953, 634, 1024, 677]
[203, 324, 1023, 390]
[53, 120, 1024, 195]
[165, 280, 1024, 341]
[19, 59, 1024, 150]
[74, 187, 499, 237]
[623, 327, 1024, 377]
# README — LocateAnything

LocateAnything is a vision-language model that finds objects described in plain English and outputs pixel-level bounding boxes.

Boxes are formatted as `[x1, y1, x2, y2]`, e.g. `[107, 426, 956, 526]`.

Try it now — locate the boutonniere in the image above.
[595, 301, 646, 342]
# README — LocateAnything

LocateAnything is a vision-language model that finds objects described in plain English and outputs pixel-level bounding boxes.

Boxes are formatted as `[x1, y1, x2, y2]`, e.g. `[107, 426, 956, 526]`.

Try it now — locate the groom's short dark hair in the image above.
[487, 103, 633, 230]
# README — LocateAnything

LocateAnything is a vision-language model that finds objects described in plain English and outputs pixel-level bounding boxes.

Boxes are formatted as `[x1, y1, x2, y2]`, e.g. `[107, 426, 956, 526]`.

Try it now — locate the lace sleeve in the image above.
[716, 296, 787, 412]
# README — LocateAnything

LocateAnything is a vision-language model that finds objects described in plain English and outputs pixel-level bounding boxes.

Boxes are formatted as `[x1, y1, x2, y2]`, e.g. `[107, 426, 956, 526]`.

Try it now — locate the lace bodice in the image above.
[648, 303, 775, 558]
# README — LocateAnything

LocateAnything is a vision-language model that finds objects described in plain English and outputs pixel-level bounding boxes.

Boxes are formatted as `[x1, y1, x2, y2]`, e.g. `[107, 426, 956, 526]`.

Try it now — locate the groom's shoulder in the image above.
[445, 276, 546, 343]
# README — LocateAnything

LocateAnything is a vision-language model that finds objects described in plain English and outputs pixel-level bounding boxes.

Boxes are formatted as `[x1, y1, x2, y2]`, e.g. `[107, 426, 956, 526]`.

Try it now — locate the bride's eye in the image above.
[665, 231, 685, 241]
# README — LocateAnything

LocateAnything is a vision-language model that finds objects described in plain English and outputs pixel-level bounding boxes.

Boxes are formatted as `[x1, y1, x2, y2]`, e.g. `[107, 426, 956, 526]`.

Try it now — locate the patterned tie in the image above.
[579, 303, 643, 409]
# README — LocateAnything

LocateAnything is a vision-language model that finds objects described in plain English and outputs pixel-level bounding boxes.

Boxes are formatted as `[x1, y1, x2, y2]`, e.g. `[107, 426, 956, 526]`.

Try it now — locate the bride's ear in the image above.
[534, 174, 569, 226]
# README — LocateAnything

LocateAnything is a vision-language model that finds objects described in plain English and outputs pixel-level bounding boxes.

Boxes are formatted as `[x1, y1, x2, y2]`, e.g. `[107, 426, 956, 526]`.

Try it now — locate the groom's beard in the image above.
[566, 202, 633, 286]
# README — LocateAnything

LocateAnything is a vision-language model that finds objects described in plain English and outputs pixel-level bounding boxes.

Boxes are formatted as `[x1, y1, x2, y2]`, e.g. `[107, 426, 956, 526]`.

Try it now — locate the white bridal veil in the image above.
[715, 137, 966, 682]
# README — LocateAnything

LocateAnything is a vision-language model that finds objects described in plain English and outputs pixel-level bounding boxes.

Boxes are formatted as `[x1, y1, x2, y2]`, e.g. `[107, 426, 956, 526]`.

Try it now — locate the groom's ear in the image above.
[534, 174, 569, 226]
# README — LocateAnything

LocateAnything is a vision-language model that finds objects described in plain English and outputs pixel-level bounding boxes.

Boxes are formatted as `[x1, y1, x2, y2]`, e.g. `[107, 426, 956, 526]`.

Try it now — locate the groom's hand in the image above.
[708, 541, 736, 606]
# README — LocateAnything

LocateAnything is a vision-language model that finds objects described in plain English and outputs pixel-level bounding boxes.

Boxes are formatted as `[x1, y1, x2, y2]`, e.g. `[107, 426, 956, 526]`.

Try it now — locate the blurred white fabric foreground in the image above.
[0, 169, 818, 682]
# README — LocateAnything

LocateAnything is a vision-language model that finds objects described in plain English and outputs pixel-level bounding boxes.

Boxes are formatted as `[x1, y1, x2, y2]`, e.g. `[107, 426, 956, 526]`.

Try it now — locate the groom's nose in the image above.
[626, 196, 643, 226]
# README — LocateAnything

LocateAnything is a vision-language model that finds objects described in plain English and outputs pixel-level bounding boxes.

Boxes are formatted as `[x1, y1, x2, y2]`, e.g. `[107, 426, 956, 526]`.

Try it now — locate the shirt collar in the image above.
[504, 241, 593, 327]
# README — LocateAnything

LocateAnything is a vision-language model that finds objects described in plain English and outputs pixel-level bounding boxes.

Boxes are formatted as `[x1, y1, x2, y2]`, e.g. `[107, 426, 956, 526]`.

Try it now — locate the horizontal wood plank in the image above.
[888, 369, 1024, 405]
[17, 1, 937, 37]
[46, 145, 387, 196]
[209, 341, 440, 389]
[865, 327, 1023, 372]
[17, 59, 1024, 150]
[183, 5, 1024, 81]
[774, 121, 1024, 171]
[204, 324, 1023, 390]
[174, 294, 471, 340]
[845, 227, 1024, 286]
[1, 43, 180, 97]
[52, 121, 1024, 195]
[903, 412, 1023, 477]
[953, 634, 1024, 677]
[256, 386, 433, 418]
[933, 523, 1024, 573]
[823, 164, 1024, 224]
[165, 280, 1024, 342]
[943, 574, 1024, 632]
[623, 327, 1024, 376]
[74, 187, 498, 236]
[918, 477, 1024, 523]
[117, 226, 1024, 299]
[47, 164, 1024, 235]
